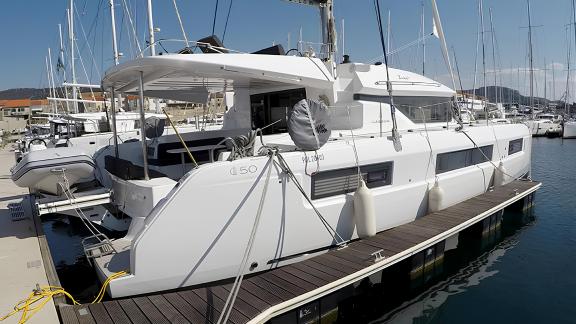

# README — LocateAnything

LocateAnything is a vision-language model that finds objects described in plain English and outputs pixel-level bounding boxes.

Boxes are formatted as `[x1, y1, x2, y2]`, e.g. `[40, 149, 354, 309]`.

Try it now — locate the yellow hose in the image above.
[0, 271, 128, 324]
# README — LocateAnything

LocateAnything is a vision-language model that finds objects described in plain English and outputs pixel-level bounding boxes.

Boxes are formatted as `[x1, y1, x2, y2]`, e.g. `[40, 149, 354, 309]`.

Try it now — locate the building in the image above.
[0, 99, 49, 134]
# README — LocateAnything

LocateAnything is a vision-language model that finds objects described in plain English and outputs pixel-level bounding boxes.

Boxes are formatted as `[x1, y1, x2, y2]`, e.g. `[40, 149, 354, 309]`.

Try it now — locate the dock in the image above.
[59, 179, 540, 324]
[0, 147, 60, 324]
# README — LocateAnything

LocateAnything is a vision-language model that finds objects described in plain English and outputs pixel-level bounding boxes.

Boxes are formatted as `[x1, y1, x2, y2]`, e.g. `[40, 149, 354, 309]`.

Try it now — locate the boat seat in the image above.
[148, 137, 226, 166]
[105, 155, 167, 181]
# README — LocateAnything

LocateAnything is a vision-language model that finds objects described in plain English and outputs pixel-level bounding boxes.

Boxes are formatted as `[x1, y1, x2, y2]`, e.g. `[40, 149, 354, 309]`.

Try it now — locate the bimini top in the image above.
[101, 54, 335, 102]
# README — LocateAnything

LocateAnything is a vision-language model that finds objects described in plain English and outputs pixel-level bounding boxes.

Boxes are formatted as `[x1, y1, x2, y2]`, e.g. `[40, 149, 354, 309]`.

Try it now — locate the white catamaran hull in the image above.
[95, 125, 531, 297]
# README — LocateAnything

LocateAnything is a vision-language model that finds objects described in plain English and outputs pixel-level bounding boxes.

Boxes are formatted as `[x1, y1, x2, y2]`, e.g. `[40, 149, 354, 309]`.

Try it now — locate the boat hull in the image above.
[563, 122, 576, 138]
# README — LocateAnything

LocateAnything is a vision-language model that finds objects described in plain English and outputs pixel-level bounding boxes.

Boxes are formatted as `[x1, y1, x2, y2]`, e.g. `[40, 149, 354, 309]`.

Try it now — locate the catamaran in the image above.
[56, 0, 533, 298]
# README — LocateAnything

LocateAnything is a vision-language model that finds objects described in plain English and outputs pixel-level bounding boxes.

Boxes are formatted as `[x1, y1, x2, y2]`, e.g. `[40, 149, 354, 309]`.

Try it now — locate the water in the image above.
[382, 137, 576, 324]
[42, 137, 576, 322]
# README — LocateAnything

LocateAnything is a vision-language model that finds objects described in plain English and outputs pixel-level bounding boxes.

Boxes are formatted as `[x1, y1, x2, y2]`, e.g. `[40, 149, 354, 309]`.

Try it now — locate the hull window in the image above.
[436, 145, 493, 174]
[508, 138, 523, 155]
[250, 88, 306, 135]
[311, 162, 393, 200]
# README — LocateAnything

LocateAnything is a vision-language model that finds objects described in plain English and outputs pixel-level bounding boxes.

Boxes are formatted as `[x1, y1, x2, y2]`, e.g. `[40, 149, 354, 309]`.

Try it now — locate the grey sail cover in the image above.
[288, 99, 331, 151]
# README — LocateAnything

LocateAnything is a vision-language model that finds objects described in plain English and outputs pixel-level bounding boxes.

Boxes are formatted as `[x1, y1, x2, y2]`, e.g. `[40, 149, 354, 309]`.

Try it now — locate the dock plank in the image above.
[59, 305, 80, 324]
[163, 292, 211, 324]
[87, 303, 114, 324]
[60, 180, 540, 324]
[101, 301, 131, 324]
[117, 299, 151, 324]
[148, 295, 190, 324]
[132, 297, 170, 324]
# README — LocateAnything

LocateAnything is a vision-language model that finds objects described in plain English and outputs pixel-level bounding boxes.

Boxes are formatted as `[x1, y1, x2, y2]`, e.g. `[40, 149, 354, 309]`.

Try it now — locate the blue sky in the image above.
[0, 0, 574, 100]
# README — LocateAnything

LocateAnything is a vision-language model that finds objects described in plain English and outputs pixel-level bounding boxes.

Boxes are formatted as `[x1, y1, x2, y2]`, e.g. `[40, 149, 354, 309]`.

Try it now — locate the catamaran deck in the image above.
[58, 179, 540, 324]
[0, 147, 60, 324]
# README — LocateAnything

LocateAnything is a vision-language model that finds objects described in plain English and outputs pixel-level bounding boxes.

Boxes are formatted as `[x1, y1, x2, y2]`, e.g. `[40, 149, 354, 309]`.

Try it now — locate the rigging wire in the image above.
[222, 0, 234, 42]
[212, 0, 220, 36]
[120, 0, 142, 54]
[74, 3, 102, 81]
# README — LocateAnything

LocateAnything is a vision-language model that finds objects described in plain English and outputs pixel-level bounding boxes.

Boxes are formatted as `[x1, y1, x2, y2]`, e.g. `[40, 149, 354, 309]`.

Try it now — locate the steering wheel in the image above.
[28, 138, 47, 149]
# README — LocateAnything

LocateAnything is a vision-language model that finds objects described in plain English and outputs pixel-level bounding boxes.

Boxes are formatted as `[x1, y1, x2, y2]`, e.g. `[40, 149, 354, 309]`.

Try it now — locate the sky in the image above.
[0, 0, 575, 101]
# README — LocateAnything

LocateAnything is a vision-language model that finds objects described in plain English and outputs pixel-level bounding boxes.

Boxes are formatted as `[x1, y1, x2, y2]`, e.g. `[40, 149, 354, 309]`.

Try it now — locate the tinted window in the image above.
[312, 162, 393, 199]
[353, 94, 451, 123]
[508, 138, 523, 155]
[436, 145, 493, 174]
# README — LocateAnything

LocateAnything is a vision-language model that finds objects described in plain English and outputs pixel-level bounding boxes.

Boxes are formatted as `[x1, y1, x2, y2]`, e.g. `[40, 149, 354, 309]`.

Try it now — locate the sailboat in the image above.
[58, 0, 535, 298]
[564, 0, 576, 138]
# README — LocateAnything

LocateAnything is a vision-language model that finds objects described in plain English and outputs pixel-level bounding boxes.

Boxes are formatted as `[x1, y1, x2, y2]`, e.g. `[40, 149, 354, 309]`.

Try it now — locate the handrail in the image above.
[136, 39, 246, 58]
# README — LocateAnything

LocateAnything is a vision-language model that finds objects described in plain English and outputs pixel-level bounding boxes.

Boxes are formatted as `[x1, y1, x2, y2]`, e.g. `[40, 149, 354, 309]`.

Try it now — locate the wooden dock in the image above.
[59, 179, 540, 324]
[0, 147, 60, 324]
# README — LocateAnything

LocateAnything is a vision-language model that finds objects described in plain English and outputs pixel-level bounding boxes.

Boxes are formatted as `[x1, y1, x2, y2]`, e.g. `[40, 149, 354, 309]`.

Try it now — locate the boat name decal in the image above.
[302, 153, 324, 164]
[229, 165, 258, 176]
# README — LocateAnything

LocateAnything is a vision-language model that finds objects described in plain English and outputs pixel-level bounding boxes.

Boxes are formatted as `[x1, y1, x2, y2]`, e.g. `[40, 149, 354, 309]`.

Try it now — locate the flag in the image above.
[56, 57, 65, 72]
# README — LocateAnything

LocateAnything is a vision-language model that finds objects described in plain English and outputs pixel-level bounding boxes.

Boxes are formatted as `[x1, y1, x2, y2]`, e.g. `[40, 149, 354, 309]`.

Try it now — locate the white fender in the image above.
[353, 179, 377, 238]
[494, 161, 507, 187]
[428, 179, 445, 213]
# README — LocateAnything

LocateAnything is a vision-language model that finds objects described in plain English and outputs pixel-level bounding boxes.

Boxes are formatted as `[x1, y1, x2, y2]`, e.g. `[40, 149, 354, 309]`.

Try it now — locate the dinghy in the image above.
[11, 147, 96, 195]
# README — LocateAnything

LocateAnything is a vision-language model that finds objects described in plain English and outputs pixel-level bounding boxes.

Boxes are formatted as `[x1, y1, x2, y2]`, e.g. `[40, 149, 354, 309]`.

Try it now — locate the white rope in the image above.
[56, 170, 105, 241]
[217, 152, 275, 324]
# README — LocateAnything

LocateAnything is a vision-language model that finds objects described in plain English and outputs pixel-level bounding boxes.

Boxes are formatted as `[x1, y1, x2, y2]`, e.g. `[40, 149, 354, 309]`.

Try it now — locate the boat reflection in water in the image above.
[270, 204, 535, 324]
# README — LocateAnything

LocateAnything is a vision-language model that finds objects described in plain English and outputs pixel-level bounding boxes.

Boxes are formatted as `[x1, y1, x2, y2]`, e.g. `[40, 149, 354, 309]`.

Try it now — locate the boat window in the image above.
[508, 138, 523, 155]
[311, 162, 393, 200]
[436, 145, 493, 174]
[353, 94, 451, 123]
[250, 88, 306, 135]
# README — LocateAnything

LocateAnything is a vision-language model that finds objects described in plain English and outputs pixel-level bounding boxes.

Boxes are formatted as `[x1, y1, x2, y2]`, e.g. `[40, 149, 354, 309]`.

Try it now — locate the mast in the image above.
[109, 0, 120, 65]
[571, 0, 576, 115]
[387, 10, 391, 52]
[479, 0, 487, 122]
[48, 48, 57, 114]
[544, 57, 547, 106]
[68, 2, 78, 113]
[45, 56, 54, 113]
[58, 23, 70, 113]
[527, 0, 534, 113]
[319, 0, 337, 75]
[552, 58, 556, 101]
[489, 7, 498, 105]
[565, 24, 571, 115]
[146, 0, 156, 56]
[421, 1, 426, 75]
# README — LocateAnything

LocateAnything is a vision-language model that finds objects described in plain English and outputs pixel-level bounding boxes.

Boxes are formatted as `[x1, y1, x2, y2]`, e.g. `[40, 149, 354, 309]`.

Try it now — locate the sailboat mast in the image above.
[58, 23, 70, 113]
[489, 7, 498, 105]
[387, 10, 391, 54]
[68, 1, 78, 113]
[147, 0, 156, 56]
[421, 1, 426, 75]
[45, 56, 54, 114]
[571, 0, 576, 115]
[109, 0, 120, 65]
[544, 57, 547, 105]
[48, 48, 57, 114]
[479, 0, 487, 122]
[527, 0, 534, 112]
